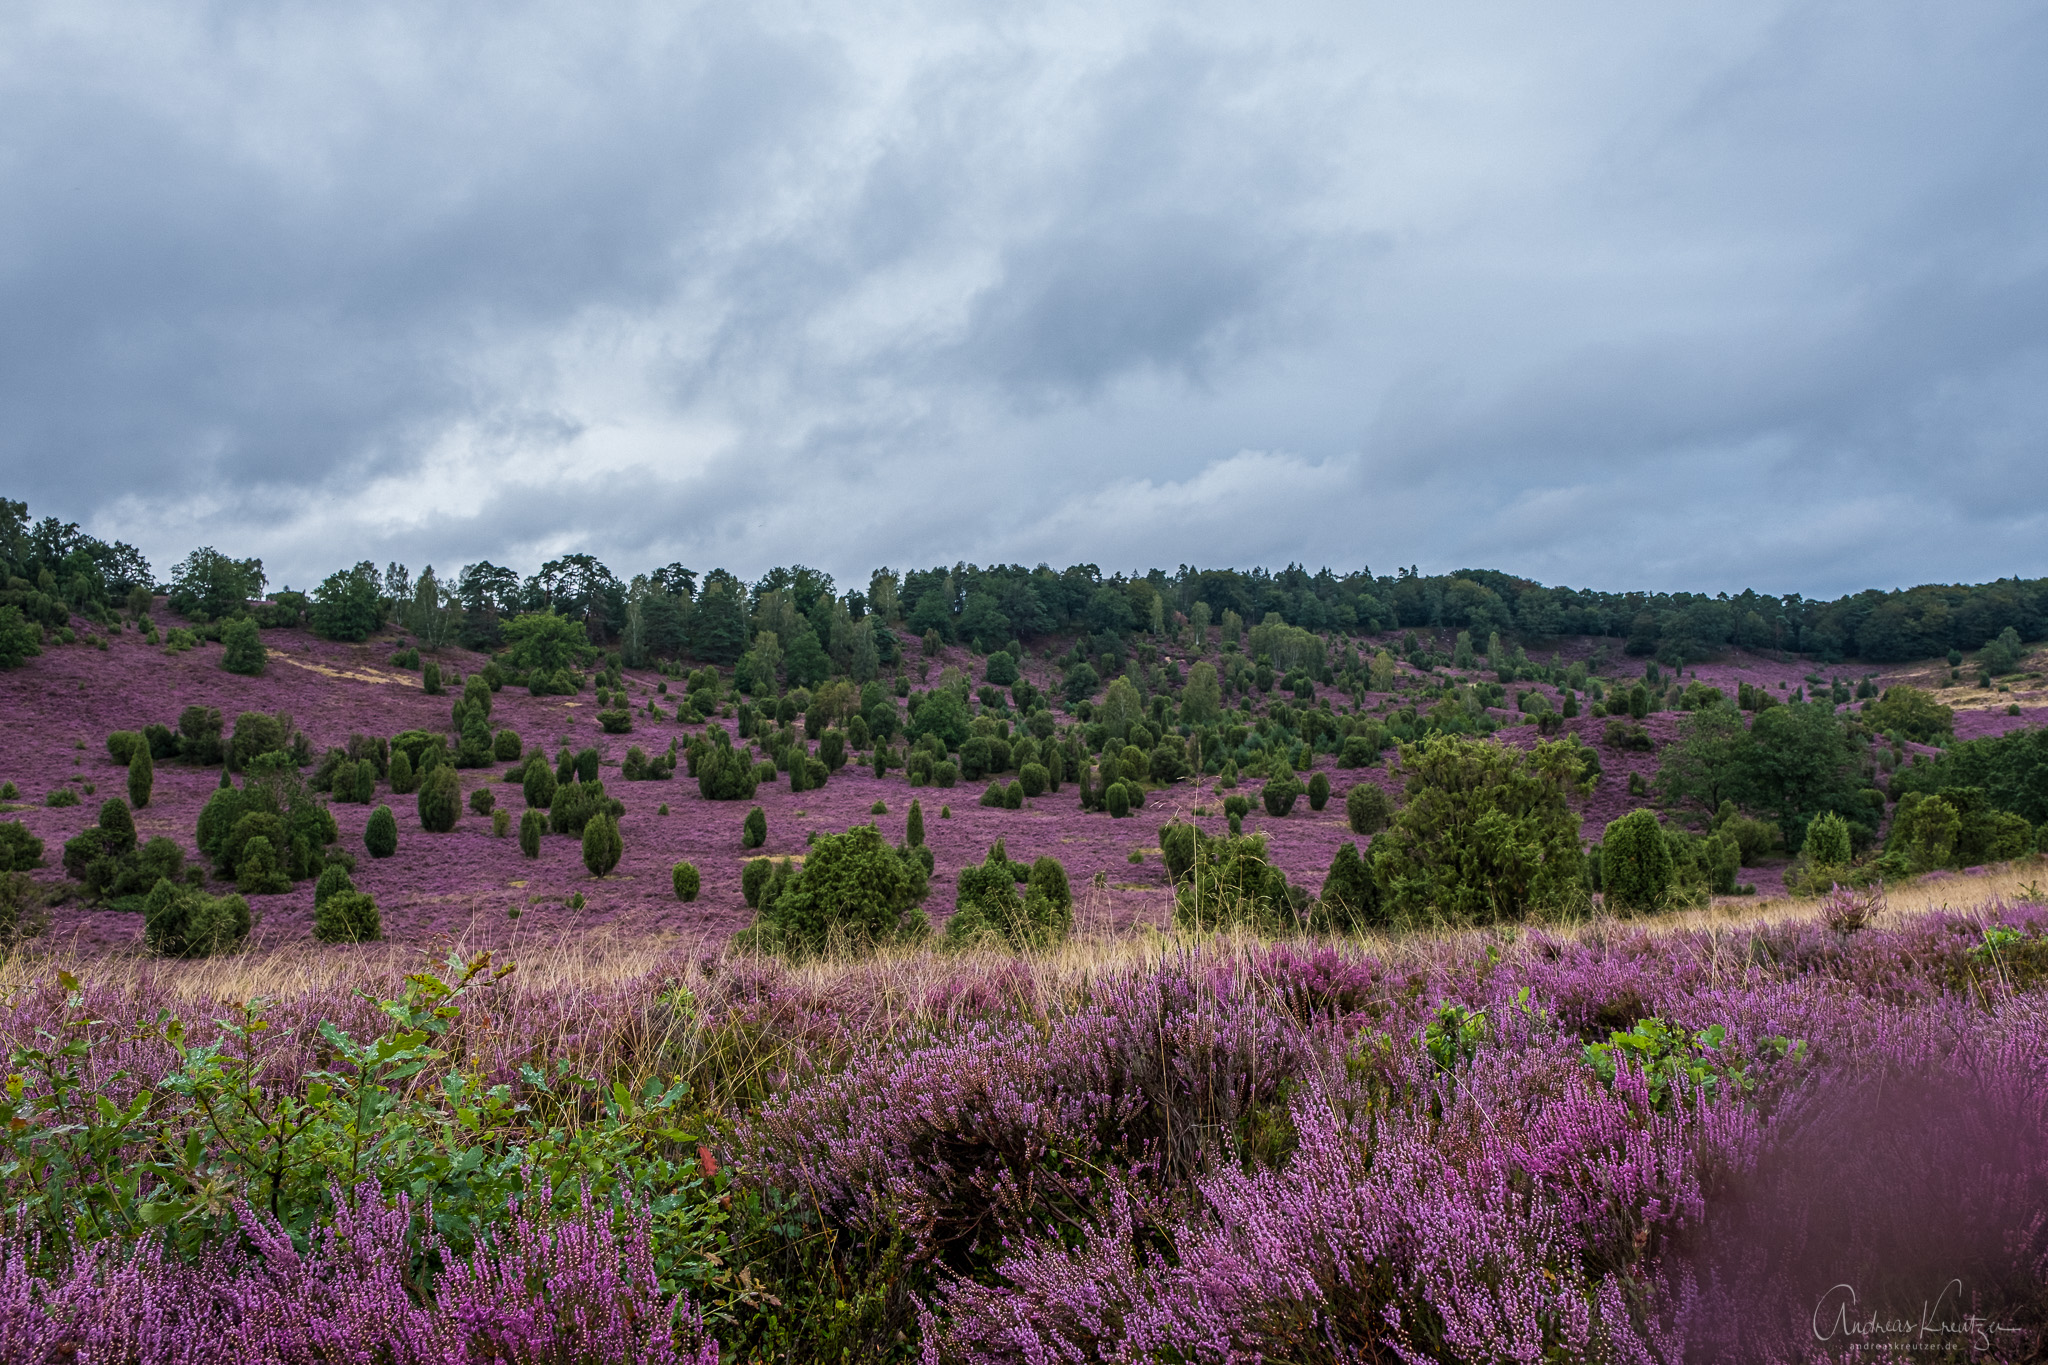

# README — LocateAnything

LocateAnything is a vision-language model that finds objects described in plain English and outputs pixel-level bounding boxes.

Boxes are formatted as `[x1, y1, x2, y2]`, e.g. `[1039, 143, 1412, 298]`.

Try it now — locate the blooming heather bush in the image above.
[0, 1186, 720, 1363]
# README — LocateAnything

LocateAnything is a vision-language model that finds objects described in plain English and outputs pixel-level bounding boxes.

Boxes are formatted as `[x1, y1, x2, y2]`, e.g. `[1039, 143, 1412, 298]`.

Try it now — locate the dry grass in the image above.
[6, 858, 2042, 1012]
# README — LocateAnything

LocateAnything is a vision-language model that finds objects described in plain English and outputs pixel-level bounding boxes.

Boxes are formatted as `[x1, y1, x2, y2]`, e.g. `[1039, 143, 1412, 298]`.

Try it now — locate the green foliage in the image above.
[522, 756, 557, 809]
[1601, 810, 1673, 914]
[906, 798, 925, 848]
[737, 824, 930, 958]
[127, 745, 154, 810]
[312, 866, 381, 943]
[503, 611, 594, 681]
[743, 805, 767, 849]
[107, 730, 145, 765]
[945, 844, 1071, 950]
[1260, 774, 1301, 818]
[1581, 1018, 1788, 1114]
[467, 787, 495, 817]
[1307, 771, 1330, 811]
[0, 822, 42, 872]
[1981, 625, 2026, 676]
[742, 857, 774, 908]
[385, 747, 418, 795]
[228, 711, 289, 772]
[1345, 782, 1392, 835]
[1889, 727, 2048, 826]
[984, 651, 1019, 686]
[1104, 782, 1131, 818]
[1171, 831, 1304, 933]
[234, 835, 292, 895]
[1372, 735, 1590, 925]
[907, 687, 971, 751]
[364, 804, 398, 858]
[1802, 810, 1853, 868]
[143, 878, 251, 957]
[1657, 702, 1875, 851]
[517, 808, 544, 858]
[0, 604, 42, 670]
[309, 563, 386, 641]
[416, 765, 461, 833]
[492, 728, 523, 762]
[581, 812, 623, 878]
[1315, 840, 1381, 932]
[672, 861, 700, 902]
[1862, 685, 1954, 744]
[550, 777, 623, 837]
[219, 617, 266, 676]
[695, 737, 759, 802]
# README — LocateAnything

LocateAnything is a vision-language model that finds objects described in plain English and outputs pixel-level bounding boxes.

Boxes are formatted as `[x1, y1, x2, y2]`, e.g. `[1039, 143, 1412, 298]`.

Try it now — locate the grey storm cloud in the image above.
[2, 0, 2044, 597]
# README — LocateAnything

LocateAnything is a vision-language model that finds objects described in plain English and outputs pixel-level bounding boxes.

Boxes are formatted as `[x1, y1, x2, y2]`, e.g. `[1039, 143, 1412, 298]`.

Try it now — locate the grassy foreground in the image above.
[3, 866, 2046, 1362]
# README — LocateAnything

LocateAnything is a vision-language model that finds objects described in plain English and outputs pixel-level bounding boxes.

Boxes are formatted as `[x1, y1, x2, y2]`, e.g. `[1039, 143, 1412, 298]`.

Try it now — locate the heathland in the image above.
[2, 505, 2047, 1361]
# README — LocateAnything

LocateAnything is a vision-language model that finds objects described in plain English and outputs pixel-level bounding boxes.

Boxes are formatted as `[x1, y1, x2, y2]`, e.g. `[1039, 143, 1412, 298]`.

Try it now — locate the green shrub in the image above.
[944, 843, 1071, 951]
[1307, 771, 1330, 811]
[219, 618, 266, 676]
[422, 659, 443, 695]
[907, 798, 925, 848]
[1004, 781, 1024, 809]
[581, 812, 623, 878]
[107, 731, 145, 765]
[933, 760, 957, 789]
[1345, 783, 1391, 835]
[979, 781, 1004, 808]
[1803, 810, 1853, 868]
[671, 861, 700, 902]
[97, 798, 137, 855]
[1260, 774, 1301, 818]
[518, 808, 544, 858]
[492, 729, 523, 762]
[1017, 762, 1049, 798]
[1171, 831, 1305, 934]
[142, 878, 250, 957]
[388, 750, 416, 795]
[1315, 841, 1382, 932]
[233, 836, 290, 895]
[468, 787, 496, 817]
[522, 758, 556, 810]
[1371, 734, 1591, 925]
[597, 708, 633, 734]
[1601, 810, 1673, 915]
[0, 822, 43, 872]
[1105, 782, 1131, 818]
[416, 766, 460, 832]
[47, 788, 80, 808]
[742, 857, 773, 908]
[124, 746, 154, 810]
[364, 805, 398, 858]
[314, 888, 381, 943]
[736, 825, 929, 958]
[743, 805, 767, 849]
[550, 778, 622, 836]
[490, 808, 510, 838]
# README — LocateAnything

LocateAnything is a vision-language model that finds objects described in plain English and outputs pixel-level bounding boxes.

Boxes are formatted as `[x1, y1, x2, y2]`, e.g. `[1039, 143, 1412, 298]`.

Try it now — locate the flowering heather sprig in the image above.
[0, 1182, 719, 1364]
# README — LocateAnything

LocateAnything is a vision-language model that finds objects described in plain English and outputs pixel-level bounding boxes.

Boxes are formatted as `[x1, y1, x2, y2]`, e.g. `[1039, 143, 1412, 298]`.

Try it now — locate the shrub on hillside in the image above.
[1171, 831, 1306, 934]
[1316, 841, 1381, 932]
[1371, 735, 1592, 925]
[0, 822, 43, 872]
[671, 861, 700, 902]
[142, 878, 250, 957]
[743, 805, 767, 849]
[1601, 810, 1674, 915]
[581, 812, 623, 878]
[550, 778, 623, 837]
[128, 746, 154, 809]
[736, 824, 930, 958]
[1260, 775, 1301, 818]
[416, 766, 460, 833]
[945, 843, 1072, 950]
[1307, 771, 1330, 812]
[219, 618, 266, 676]
[364, 805, 398, 858]
[517, 808, 544, 858]
[1345, 783, 1391, 835]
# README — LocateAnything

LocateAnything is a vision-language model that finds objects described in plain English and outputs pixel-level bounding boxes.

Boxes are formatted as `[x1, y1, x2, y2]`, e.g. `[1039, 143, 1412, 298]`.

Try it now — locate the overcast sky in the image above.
[4, 1, 2045, 598]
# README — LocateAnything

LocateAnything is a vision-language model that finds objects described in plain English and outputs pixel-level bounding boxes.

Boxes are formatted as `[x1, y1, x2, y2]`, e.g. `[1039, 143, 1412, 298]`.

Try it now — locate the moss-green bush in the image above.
[672, 861, 700, 902]
[364, 804, 398, 858]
